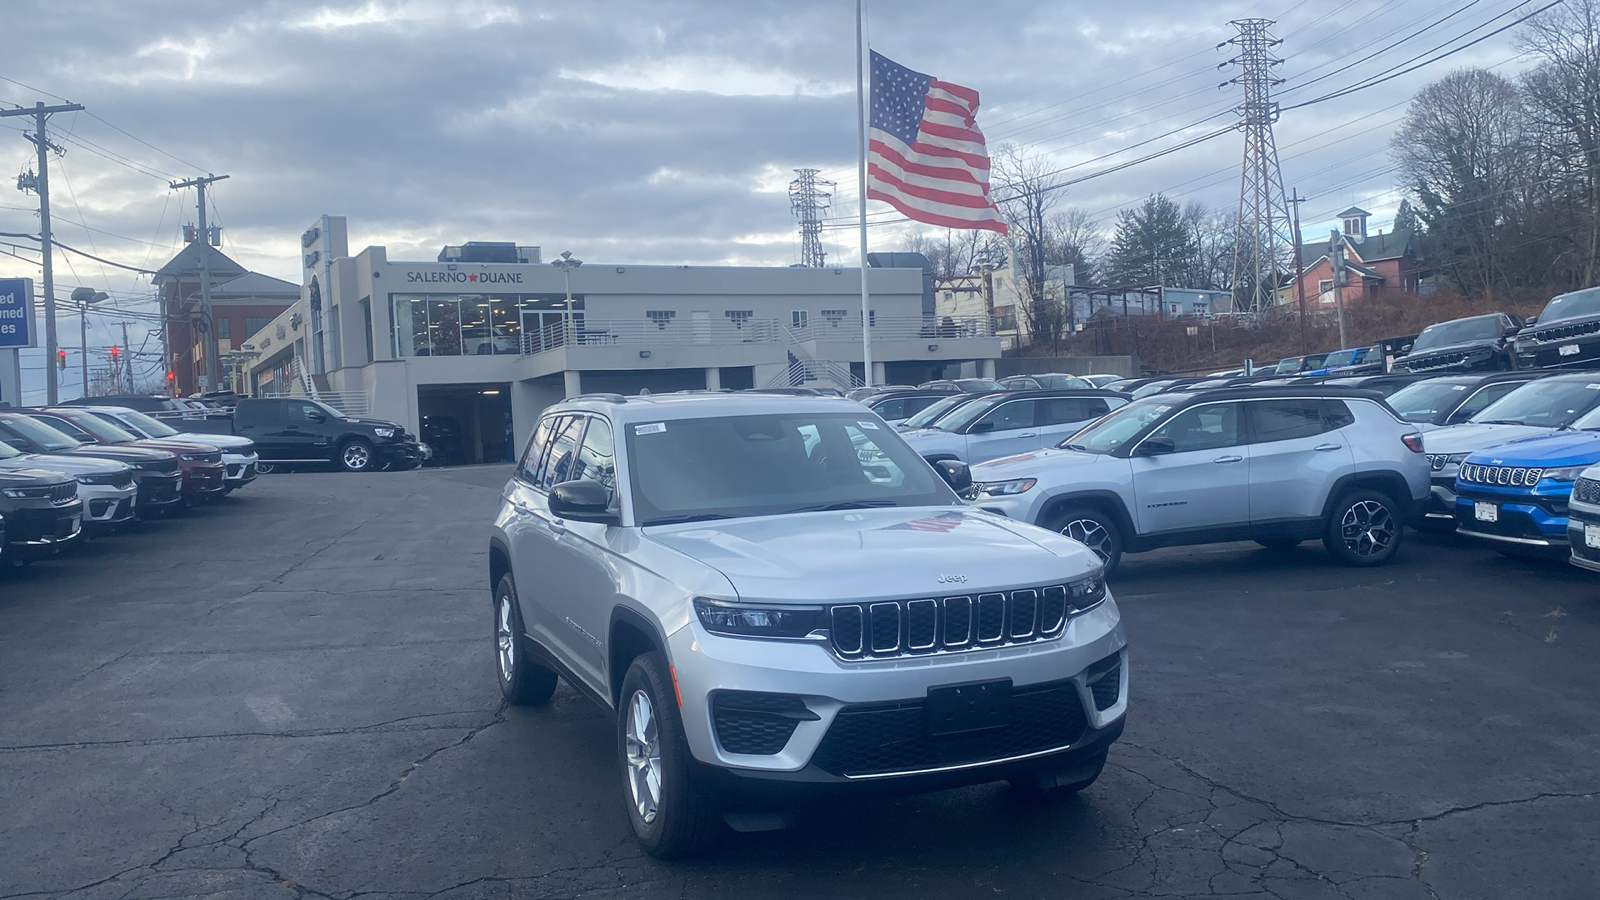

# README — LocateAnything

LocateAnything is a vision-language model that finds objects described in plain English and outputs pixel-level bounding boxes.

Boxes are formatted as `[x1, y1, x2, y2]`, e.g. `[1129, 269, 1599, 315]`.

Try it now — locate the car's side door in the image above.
[275, 400, 334, 459]
[1244, 398, 1355, 525]
[540, 416, 620, 691]
[1129, 401, 1250, 534]
[962, 399, 1040, 463]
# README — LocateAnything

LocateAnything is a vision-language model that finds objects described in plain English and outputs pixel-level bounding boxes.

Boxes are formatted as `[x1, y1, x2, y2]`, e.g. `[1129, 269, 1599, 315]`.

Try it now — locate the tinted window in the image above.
[972, 400, 1035, 432]
[999, 377, 1040, 390]
[871, 398, 911, 420]
[0, 416, 83, 451]
[569, 418, 617, 504]
[1323, 400, 1355, 430]
[1038, 397, 1109, 425]
[516, 416, 556, 484]
[535, 416, 585, 490]
[1453, 383, 1519, 423]
[286, 401, 326, 423]
[1250, 400, 1329, 443]
[1471, 379, 1600, 428]
[1385, 379, 1475, 421]
[1148, 403, 1241, 453]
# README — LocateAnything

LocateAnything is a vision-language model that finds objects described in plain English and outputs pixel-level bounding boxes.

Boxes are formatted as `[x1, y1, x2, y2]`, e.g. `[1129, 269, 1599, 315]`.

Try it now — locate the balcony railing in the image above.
[791, 315, 994, 342]
[521, 318, 784, 355]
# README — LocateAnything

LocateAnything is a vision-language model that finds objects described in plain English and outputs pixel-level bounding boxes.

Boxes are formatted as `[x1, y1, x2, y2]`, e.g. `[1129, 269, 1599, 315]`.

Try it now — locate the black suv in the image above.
[182, 398, 424, 472]
[0, 467, 82, 562]
[1394, 313, 1523, 373]
[1515, 286, 1600, 369]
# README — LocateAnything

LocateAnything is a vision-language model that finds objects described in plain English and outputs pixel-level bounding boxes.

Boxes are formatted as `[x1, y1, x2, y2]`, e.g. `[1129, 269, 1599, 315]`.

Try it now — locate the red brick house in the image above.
[153, 243, 298, 395]
[1285, 208, 1421, 310]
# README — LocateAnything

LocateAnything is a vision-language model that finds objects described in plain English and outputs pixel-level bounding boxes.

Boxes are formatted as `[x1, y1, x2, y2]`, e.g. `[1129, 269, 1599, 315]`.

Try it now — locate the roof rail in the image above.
[572, 392, 627, 403]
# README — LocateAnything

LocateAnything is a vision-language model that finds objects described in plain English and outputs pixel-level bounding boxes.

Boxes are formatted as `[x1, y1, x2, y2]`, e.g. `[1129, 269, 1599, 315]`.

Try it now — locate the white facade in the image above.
[245, 216, 1001, 459]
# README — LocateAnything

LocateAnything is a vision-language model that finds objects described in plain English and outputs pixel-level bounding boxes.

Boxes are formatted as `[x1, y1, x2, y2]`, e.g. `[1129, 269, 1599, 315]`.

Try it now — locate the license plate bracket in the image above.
[1559, 343, 1580, 357]
[1475, 501, 1498, 523]
[925, 678, 1013, 736]
[1586, 523, 1600, 549]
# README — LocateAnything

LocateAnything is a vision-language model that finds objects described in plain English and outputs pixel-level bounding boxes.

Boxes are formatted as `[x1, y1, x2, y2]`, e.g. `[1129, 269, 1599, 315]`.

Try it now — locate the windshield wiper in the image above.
[784, 500, 899, 514]
[1475, 420, 1525, 426]
[641, 513, 735, 526]
[1060, 443, 1090, 452]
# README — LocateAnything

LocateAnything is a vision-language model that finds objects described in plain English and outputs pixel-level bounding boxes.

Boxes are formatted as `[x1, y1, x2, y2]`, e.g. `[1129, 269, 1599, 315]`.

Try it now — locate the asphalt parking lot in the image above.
[3, 466, 1598, 900]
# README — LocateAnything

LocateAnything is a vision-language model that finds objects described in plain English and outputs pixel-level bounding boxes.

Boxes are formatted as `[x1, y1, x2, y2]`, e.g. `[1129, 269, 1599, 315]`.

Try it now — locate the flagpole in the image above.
[855, 0, 873, 389]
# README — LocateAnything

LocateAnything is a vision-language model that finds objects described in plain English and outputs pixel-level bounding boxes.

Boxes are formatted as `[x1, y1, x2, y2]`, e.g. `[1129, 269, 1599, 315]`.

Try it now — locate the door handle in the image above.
[1017, 432, 1037, 438]
[1213, 455, 1244, 464]
[1314, 443, 1342, 452]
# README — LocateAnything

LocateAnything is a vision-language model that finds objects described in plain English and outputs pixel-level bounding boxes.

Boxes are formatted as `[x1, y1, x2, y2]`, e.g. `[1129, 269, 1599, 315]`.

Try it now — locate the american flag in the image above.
[867, 51, 1008, 235]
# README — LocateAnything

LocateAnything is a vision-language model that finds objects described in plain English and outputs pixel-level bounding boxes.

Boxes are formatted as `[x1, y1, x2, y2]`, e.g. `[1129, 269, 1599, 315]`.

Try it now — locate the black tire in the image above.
[1255, 537, 1304, 550]
[1049, 506, 1123, 574]
[1008, 749, 1108, 797]
[338, 438, 375, 473]
[494, 574, 557, 706]
[255, 462, 276, 475]
[617, 652, 722, 859]
[1323, 489, 1404, 566]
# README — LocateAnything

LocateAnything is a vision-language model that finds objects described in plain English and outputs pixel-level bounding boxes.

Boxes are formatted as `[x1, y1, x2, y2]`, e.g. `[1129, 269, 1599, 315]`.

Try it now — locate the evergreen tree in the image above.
[1102, 194, 1197, 287]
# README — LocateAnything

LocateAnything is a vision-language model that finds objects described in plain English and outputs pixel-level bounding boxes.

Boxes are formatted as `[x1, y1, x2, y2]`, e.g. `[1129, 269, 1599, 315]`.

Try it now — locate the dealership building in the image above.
[243, 216, 1001, 465]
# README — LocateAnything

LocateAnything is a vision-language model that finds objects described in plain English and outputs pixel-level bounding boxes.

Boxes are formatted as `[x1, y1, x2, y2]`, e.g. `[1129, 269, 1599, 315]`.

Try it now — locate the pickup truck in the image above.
[177, 397, 426, 473]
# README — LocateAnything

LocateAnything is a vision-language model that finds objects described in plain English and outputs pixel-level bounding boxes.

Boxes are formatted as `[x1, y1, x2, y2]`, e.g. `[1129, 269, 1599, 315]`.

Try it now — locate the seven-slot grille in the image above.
[1407, 351, 1471, 371]
[1573, 477, 1600, 505]
[1459, 463, 1543, 487]
[827, 579, 1102, 659]
[49, 481, 77, 504]
[1427, 454, 1454, 472]
[1527, 319, 1600, 343]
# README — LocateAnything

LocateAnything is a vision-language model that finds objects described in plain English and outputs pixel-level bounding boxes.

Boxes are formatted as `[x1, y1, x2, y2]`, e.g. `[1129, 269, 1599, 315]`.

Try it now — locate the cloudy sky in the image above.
[0, 0, 1536, 399]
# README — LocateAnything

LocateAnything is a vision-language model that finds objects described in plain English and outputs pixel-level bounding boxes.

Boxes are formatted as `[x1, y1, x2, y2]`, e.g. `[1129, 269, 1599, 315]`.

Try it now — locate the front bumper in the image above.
[375, 440, 424, 466]
[1426, 478, 1458, 522]
[134, 471, 184, 512]
[665, 597, 1127, 786]
[1515, 332, 1600, 369]
[81, 484, 138, 530]
[1566, 504, 1600, 572]
[1453, 489, 1569, 550]
[2, 501, 83, 556]
[222, 452, 258, 488]
[180, 464, 228, 498]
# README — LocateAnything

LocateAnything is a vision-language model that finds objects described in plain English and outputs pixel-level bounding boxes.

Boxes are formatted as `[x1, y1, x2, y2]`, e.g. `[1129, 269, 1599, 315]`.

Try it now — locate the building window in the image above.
[790, 310, 808, 328]
[215, 317, 230, 340]
[1318, 279, 1333, 295]
[821, 309, 847, 326]
[725, 310, 753, 329]
[360, 297, 374, 363]
[245, 317, 274, 338]
[993, 305, 1017, 331]
[646, 310, 675, 330]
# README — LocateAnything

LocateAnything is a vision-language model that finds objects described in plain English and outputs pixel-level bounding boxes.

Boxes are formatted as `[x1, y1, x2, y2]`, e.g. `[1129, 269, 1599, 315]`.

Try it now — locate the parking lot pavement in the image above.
[3, 467, 1597, 900]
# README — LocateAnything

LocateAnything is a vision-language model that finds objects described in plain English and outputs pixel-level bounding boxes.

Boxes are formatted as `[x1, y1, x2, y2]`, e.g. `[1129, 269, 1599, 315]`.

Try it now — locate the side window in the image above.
[972, 400, 1036, 433]
[1453, 384, 1517, 423]
[287, 401, 323, 423]
[1038, 397, 1109, 425]
[1148, 403, 1242, 453]
[1249, 400, 1329, 443]
[537, 416, 587, 490]
[1322, 400, 1355, 430]
[516, 416, 557, 484]
[571, 418, 617, 504]
[872, 399, 906, 420]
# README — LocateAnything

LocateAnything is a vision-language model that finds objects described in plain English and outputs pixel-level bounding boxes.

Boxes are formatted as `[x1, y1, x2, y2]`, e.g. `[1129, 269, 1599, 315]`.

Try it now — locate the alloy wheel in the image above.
[624, 689, 662, 824]
[1340, 500, 1396, 559]
[343, 444, 370, 470]
[496, 595, 515, 682]
[1061, 518, 1113, 564]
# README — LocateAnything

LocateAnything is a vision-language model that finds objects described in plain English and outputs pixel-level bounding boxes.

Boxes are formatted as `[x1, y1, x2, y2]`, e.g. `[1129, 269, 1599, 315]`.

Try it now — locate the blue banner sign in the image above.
[0, 278, 33, 349]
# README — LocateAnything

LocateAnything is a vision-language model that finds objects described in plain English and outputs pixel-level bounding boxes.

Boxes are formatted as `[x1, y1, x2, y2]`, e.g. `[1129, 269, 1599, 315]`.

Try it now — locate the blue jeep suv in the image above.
[1452, 402, 1600, 553]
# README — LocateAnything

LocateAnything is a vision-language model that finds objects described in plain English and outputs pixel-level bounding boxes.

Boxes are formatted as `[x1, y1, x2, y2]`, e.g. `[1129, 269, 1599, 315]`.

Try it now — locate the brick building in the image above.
[1284, 208, 1421, 311]
[153, 242, 298, 395]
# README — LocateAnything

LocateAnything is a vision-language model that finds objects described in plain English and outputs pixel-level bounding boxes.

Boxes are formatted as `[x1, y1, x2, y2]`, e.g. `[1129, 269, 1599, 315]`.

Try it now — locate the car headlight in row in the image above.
[373, 427, 398, 439]
[1541, 465, 1589, 483]
[2, 485, 52, 499]
[693, 599, 825, 639]
[975, 478, 1037, 496]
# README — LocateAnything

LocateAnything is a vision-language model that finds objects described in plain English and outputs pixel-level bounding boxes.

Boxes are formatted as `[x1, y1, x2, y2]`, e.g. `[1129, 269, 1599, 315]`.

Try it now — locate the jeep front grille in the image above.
[1574, 477, 1600, 505]
[50, 481, 77, 504]
[827, 577, 1103, 660]
[1527, 319, 1600, 344]
[1459, 463, 1543, 488]
[1407, 352, 1469, 371]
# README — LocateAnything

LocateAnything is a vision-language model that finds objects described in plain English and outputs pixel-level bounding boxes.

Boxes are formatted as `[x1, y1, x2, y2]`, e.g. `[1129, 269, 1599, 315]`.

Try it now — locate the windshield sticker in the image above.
[857, 420, 881, 430]
[635, 422, 667, 434]
[1452, 385, 1468, 391]
[1588, 385, 1600, 390]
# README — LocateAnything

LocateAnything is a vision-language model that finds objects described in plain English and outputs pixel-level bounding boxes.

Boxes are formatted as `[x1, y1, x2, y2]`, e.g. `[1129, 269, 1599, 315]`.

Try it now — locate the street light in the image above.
[70, 286, 109, 399]
[551, 250, 582, 344]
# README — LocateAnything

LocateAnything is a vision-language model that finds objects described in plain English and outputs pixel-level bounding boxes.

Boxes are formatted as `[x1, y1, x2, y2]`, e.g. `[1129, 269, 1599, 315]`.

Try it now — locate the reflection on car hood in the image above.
[645, 507, 1098, 603]
[973, 447, 1112, 479]
[898, 428, 965, 452]
[0, 454, 126, 477]
[1423, 423, 1550, 454]
[1399, 339, 1497, 360]
[1465, 430, 1600, 467]
[171, 432, 253, 450]
[343, 417, 406, 431]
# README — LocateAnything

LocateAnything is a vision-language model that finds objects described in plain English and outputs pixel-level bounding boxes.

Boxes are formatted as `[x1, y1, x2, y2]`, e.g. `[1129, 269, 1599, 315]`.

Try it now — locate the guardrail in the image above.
[521, 318, 785, 355]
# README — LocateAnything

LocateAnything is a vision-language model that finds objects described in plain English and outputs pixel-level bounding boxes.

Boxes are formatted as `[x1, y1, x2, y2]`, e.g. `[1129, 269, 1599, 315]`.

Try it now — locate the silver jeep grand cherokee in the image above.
[489, 392, 1128, 857]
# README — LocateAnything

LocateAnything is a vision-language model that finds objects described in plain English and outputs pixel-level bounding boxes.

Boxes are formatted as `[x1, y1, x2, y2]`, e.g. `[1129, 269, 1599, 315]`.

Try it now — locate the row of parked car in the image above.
[0, 405, 260, 565]
[848, 362, 1600, 575]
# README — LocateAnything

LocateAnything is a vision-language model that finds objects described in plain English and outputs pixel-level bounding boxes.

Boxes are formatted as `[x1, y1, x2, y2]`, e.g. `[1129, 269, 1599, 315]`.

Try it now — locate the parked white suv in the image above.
[489, 393, 1127, 857]
[900, 390, 1127, 466]
[971, 386, 1430, 572]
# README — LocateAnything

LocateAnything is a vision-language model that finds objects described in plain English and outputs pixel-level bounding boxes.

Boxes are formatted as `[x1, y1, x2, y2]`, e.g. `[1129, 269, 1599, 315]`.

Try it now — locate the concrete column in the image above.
[980, 358, 996, 379]
[870, 361, 887, 386]
[0, 349, 20, 407]
[704, 367, 721, 391]
[563, 369, 582, 398]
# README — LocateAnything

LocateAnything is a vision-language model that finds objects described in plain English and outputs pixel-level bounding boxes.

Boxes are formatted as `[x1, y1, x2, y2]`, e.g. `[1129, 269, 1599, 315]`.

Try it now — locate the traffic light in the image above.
[56, 349, 65, 370]
[165, 371, 176, 395]
[109, 345, 119, 363]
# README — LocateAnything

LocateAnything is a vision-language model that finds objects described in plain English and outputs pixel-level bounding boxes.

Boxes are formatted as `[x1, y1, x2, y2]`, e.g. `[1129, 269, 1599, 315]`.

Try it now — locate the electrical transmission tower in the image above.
[1222, 19, 1297, 313]
[789, 168, 835, 268]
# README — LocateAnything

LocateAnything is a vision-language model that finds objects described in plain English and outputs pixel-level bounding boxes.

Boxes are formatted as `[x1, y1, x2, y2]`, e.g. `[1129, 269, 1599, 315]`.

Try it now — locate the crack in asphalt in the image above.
[0, 709, 503, 754]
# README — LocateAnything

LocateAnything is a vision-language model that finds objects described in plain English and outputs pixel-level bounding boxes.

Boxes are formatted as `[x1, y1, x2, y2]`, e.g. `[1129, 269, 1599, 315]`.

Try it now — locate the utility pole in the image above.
[169, 174, 229, 393]
[789, 169, 835, 268]
[1289, 189, 1307, 352]
[119, 321, 133, 393]
[1329, 229, 1348, 349]
[1, 101, 85, 404]
[1222, 20, 1296, 313]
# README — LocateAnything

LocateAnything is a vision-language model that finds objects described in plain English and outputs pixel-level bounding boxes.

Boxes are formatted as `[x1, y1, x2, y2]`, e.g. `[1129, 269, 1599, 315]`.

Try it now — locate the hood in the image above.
[130, 438, 222, 455]
[0, 454, 126, 477]
[343, 417, 405, 431]
[645, 507, 1099, 603]
[1423, 423, 1551, 455]
[1397, 340, 1498, 362]
[973, 447, 1114, 480]
[0, 466, 73, 486]
[1465, 429, 1600, 467]
[57, 444, 176, 464]
[171, 431, 252, 450]
[899, 428, 965, 453]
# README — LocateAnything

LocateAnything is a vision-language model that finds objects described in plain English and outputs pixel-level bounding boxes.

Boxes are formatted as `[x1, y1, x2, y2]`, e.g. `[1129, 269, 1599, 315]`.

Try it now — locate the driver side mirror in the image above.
[1523, 315, 1538, 326]
[1135, 435, 1176, 457]
[932, 458, 972, 493]
[549, 480, 619, 525]
[306, 412, 326, 423]
[967, 421, 995, 434]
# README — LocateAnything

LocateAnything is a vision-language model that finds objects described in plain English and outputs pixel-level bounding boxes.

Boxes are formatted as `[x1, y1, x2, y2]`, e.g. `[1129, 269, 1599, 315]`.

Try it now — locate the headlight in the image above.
[1065, 568, 1107, 612]
[693, 599, 826, 639]
[373, 427, 397, 439]
[179, 453, 216, 462]
[1541, 465, 1589, 483]
[1447, 453, 1469, 464]
[976, 478, 1037, 496]
[1, 486, 49, 499]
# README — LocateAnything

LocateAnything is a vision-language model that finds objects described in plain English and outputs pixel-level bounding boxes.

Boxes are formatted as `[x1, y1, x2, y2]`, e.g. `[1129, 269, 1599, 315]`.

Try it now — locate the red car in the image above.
[27, 408, 228, 503]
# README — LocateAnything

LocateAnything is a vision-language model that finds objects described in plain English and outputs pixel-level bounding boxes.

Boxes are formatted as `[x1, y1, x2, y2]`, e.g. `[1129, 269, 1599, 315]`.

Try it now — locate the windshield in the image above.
[108, 409, 179, 438]
[0, 415, 84, 452]
[1384, 379, 1475, 421]
[1412, 316, 1502, 351]
[625, 412, 953, 525]
[1274, 357, 1304, 374]
[934, 396, 1005, 432]
[1470, 379, 1600, 428]
[901, 394, 979, 429]
[0, 438, 21, 459]
[1540, 286, 1600, 323]
[1058, 398, 1177, 454]
[1037, 374, 1089, 389]
[1130, 381, 1176, 399]
[955, 378, 1002, 392]
[41, 410, 140, 443]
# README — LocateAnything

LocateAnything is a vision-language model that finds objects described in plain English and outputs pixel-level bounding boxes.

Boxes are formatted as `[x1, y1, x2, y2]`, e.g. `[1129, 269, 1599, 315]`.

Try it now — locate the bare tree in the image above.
[904, 228, 997, 279]
[1044, 208, 1104, 285]
[992, 144, 1067, 352]
[1518, 0, 1600, 286]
